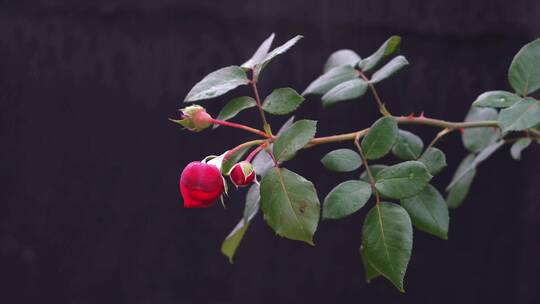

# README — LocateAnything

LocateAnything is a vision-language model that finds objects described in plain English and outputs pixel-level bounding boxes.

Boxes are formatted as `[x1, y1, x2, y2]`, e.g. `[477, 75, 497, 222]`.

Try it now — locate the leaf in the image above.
[242, 33, 275, 69]
[320, 149, 362, 172]
[462, 107, 499, 152]
[472, 91, 521, 108]
[322, 180, 372, 220]
[221, 184, 260, 263]
[302, 66, 358, 96]
[360, 245, 381, 282]
[400, 185, 449, 240]
[375, 161, 432, 199]
[252, 117, 294, 176]
[508, 39, 540, 96]
[446, 154, 476, 208]
[418, 147, 447, 175]
[321, 78, 368, 107]
[510, 138, 532, 160]
[324, 49, 361, 73]
[473, 140, 504, 165]
[357, 36, 402, 72]
[273, 120, 317, 163]
[362, 202, 412, 292]
[447, 141, 504, 193]
[221, 220, 250, 264]
[260, 167, 320, 244]
[243, 184, 261, 222]
[392, 130, 424, 160]
[213, 96, 256, 129]
[360, 165, 388, 182]
[221, 146, 251, 175]
[184, 66, 250, 102]
[262, 88, 305, 115]
[370, 56, 409, 84]
[254, 35, 303, 78]
[361, 117, 399, 160]
[498, 97, 540, 132]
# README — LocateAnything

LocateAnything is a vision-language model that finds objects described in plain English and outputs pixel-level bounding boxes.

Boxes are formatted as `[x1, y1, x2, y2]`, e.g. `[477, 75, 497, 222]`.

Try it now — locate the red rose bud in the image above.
[172, 105, 212, 132]
[180, 161, 225, 208]
[229, 161, 255, 187]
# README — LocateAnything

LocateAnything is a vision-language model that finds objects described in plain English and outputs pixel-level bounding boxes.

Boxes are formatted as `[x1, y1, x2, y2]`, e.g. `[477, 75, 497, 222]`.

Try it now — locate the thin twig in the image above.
[353, 132, 380, 204]
[250, 69, 271, 134]
[426, 128, 454, 149]
[358, 70, 391, 116]
[209, 118, 271, 138]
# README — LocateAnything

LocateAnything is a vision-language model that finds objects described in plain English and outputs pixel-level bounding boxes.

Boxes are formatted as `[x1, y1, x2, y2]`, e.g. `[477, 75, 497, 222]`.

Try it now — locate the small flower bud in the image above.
[229, 161, 256, 187]
[174, 105, 213, 132]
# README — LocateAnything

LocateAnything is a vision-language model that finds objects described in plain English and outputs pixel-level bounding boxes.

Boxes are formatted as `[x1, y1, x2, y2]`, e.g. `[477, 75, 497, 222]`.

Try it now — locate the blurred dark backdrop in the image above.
[1, 1, 539, 303]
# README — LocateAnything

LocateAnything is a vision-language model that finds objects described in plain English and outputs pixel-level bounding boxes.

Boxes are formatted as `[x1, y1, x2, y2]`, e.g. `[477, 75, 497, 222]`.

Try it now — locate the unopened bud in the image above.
[172, 105, 213, 132]
[229, 161, 256, 187]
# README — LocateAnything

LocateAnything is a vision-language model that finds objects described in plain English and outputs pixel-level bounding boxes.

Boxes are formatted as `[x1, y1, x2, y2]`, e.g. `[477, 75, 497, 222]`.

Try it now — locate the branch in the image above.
[209, 118, 271, 138]
[354, 132, 380, 204]
[358, 70, 391, 116]
[250, 70, 272, 135]
[305, 115, 499, 148]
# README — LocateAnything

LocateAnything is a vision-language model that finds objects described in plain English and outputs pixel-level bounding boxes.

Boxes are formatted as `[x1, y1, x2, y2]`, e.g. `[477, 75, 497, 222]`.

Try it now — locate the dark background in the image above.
[1, 1, 539, 303]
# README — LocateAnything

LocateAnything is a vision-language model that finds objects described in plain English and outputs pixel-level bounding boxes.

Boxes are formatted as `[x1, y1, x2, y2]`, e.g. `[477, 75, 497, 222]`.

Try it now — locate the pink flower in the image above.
[180, 161, 224, 208]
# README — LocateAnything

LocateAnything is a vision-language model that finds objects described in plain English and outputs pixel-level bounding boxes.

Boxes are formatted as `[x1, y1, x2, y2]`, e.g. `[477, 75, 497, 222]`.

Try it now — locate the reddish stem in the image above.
[261, 144, 278, 167]
[208, 118, 272, 138]
[246, 144, 265, 163]
[223, 139, 266, 164]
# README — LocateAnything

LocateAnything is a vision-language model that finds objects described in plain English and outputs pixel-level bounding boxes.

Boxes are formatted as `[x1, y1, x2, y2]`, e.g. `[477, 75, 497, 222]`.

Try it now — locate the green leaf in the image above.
[213, 96, 256, 129]
[243, 184, 261, 222]
[221, 146, 251, 175]
[472, 91, 521, 108]
[360, 245, 381, 282]
[262, 88, 305, 115]
[302, 66, 358, 96]
[473, 140, 504, 165]
[400, 185, 449, 240]
[508, 39, 540, 96]
[418, 147, 447, 175]
[273, 120, 317, 163]
[321, 78, 368, 107]
[446, 154, 476, 208]
[357, 36, 402, 72]
[242, 33, 275, 69]
[254, 35, 303, 78]
[447, 141, 503, 195]
[498, 97, 540, 132]
[169, 117, 195, 130]
[462, 107, 499, 152]
[322, 180, 372, 220]
[362, 202, 412, 292]
[321, 149, 362, 172]
[252, 117, 295, 176]
[221, 220, 250, 264]
[361, 117, 399, 160]
[184, 66, 250, 102]
[392, 130, 424, 160]
[260, 167, 320, 244]
[375, 161, 432, 199]
[370, 56, 409, 84]
[221, 184, 260, 263]
[359, 165, 389, 182]
[510, 138, 532, 160]
[324, 49, 361, 73]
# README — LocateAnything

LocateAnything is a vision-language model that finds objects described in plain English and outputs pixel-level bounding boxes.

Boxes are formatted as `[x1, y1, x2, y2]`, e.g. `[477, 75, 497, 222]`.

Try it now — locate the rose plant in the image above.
[171, 34, 540, 291]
